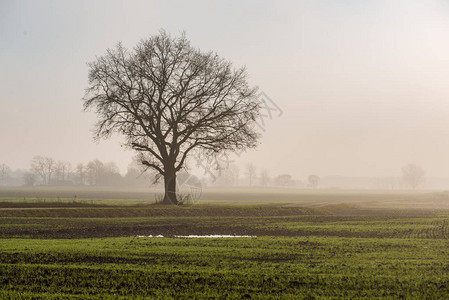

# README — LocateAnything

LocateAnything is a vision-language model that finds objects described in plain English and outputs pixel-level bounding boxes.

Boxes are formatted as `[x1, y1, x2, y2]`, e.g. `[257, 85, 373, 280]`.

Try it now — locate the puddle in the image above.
[136, 235, 164, 238]
[176, 235, 256, 238]
[135, 235, 255, 238]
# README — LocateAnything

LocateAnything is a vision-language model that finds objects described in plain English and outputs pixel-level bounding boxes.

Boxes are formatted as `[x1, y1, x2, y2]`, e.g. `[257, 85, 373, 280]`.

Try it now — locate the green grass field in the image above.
[1, 187, 449, 298]
[2, 236, 449, 299]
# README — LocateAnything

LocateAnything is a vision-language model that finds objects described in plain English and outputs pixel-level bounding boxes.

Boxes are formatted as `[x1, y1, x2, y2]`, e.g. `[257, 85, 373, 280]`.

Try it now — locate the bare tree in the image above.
[275, 174, 294, 187]
[227, 164, 240, 186]
[83, 31, 260, 204]
[0, 163, 11, 185]
[30, 156, 55, 185]
[23, 172, 36, 187]
[402, 164, 425, 189]
[54, 161, 71, 182]
[85, 159, 104, 186]
[75, 163, 86, 185]
[245, 163, 257, 186]
[260, 169, 270, 186]
[125, 160, 153, 187]
[85, 159, 122, 186]
[308, 174, 320, 189]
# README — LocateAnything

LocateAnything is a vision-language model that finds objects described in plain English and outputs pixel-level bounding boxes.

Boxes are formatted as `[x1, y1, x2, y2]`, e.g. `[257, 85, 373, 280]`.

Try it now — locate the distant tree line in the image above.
[0, 158, 427, 190]
[208, 162, 318, 188]
[210, 162, 428, 189]
[0, 163, 26, 186]
[0, 156, 153, 187]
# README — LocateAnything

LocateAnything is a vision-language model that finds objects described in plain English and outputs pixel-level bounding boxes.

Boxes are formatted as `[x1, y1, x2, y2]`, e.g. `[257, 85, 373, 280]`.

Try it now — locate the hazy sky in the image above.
[2, 0, 449, 178]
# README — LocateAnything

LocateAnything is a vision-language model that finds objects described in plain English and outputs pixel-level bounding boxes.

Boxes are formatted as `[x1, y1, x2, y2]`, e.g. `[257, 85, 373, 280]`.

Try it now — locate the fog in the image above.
[2, 0, 449, 186]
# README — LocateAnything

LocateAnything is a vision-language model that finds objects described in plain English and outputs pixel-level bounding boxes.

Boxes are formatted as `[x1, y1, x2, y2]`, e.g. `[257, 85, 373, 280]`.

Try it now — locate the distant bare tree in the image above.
[23, 172, 36, 187]
[275, 174, 294, 187]
[83, 31, 261, 204]
[104, 162, 119, 175]
[308, 175, 320, 189]
[86, 159, 122, 186]
[228, 164, 240, 186]
[125, 160, 153, 187]
[75, 163, 86, 185]
[30, 156, 55, 185]
[245, 163, 257, 186]
[86, 160, 104, 186]
[54, 161, 71, 182]
[0, 163, 11, 185]
[260, 169, 270, 186]
[402, 164, 425, 189]
[54, 162, 62, 181]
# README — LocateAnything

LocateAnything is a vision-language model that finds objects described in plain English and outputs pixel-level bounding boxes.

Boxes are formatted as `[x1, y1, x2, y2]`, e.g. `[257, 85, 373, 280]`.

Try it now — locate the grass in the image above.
[2, 188, 449, 298]
[2, 237, 449, 298]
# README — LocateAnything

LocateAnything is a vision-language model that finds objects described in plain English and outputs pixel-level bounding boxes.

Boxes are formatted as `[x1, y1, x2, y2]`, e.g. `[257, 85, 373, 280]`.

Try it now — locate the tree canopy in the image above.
[83, 31, 261, 204]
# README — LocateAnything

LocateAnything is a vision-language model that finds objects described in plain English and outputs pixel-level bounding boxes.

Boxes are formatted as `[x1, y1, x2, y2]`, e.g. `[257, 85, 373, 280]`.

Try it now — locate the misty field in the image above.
[2, 188, 449, 298]
[1, 186, 449, 208]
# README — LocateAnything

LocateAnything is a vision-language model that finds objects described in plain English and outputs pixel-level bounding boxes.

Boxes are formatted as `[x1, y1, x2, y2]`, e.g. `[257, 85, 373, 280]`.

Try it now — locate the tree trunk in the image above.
[163, 168, 177, 205]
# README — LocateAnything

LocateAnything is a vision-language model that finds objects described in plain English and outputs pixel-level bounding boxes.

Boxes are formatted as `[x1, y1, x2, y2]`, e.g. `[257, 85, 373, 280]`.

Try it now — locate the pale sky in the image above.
[2, 0, 449, 178]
